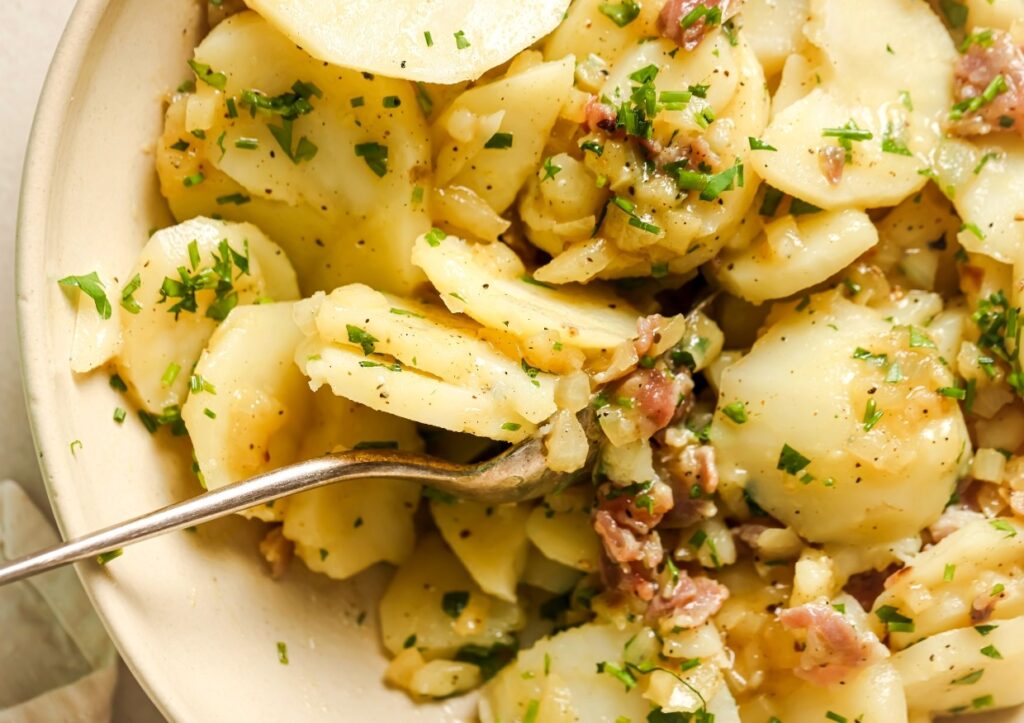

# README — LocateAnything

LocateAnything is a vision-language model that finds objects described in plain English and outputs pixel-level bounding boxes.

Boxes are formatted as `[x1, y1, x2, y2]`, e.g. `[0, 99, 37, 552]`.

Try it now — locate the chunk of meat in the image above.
[594, 510, 665, 568]
[950, 30, 1024, 137]
[600, 554, 659, 601]
[647, 572, 729, 626]
[259, 525, 294, 579]
[818, 145, 845, 185]
[597, 480, 674, 536]
[779, 603, 888, 686]
[616, 368, 693, 437]
[584, 97, 618, 133]
[638, 135, 723, 171]
[657, 0, 741, 51]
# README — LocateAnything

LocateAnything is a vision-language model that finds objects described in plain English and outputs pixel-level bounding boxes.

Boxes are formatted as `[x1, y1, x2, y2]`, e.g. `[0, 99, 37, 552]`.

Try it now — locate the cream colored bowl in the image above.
[15, 1, 471, 719]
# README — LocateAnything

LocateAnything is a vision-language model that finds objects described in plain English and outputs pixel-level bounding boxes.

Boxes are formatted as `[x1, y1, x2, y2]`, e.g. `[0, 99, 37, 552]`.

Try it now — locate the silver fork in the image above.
[0, 409, 598, 586]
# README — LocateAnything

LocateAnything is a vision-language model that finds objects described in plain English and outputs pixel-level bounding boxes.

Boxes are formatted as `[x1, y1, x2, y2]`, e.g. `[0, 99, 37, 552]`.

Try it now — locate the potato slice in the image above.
[68, 267, 122, 374]
[892, 616, 1024, 715]
[739, 0, 810, 78]
[873, 518, 1024, 648]
[752, 0, 956, 209]
[434, 56, 575, 213]
[295, 284, 558, 441]
[714, 292, 970, 544]
[544, 0, 663, 69]
[952, 136, 1024, 264]
[115, 217, 299, 414]
[182, 303, 308, 521]
[716, 209, 879, 303]
[412, 234, 638, 352]
[379, 535, 525, 657]
[245, 0, 571, 84]
[763, 662, 907, 723]
[431, 499, 532, 602]
[526, 488, 602, 573]
[157, 12, 430, 295]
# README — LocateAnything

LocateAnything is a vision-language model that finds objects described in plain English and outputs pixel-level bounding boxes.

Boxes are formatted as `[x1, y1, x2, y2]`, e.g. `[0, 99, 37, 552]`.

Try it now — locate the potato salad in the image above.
[58, 0, 1024, 719]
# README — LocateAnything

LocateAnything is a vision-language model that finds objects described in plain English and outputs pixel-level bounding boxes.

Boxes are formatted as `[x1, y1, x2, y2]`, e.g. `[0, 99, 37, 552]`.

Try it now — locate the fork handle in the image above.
[0, 451, 460, 587]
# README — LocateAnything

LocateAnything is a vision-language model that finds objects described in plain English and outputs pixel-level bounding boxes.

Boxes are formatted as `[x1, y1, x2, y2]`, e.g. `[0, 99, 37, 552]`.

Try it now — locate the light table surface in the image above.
[1, 1, 164, 720]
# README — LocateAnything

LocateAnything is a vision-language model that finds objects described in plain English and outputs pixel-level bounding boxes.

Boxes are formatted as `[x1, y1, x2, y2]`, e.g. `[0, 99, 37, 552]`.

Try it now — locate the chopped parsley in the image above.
[424, 227, 446, 247]
[110, 374, 128, 392]
[597, 0, 641, 27]
[484, 132, 513, 149]
[721, 401, 747, 424]
[875, 604, 914, 633]
[157, 238, 248, 321]
[950, 74, 1008, 121]
[981, 644, 1003, 659]
[113, 407, 127, 424]
[187, 59, 227, 91]
[580, 140, 604, 156]
[453, 30, 470, 49]
[990, 519, 1017, 537]
[161, 362, 181, 388]
[862, 398, 883, 431]
[58, 272, 111, 319]
[424, 31, 433, 47]
[944, 563, 956, 582]
[541, 156, 562, 181]
[276, 641, 289, 665]
[668, 158, 745, 201]
[681, 3, 722, 29]
[952, 669, 984, 685]
[748, 136, 777, 151]
[354, 141, 388, 177]
[382, 95, 401, 108]
[974, 151, 1001, 175]
[852, 347, 888, 366]
[346, 325, 377, 355]
[182, 172, 205, 187]
[822, 121, 873, 161]
[442, 590, 470, 618]
[881, 124, 913, 156]
[939, 0, 968, 29]
[234, 137, 259, 150]
[975, 624, 998, 636]
[938, 386, 966, 400]
[777, 444, 811, 475]
[524, 700, 540, 723]
[501, 422, 522, 431]
[120, 273, 142, 314]
[96, 549, 123, 565]
[216, 193, 251, 205]
[908, 326, 936, 349]
[596, 661, 637, 690]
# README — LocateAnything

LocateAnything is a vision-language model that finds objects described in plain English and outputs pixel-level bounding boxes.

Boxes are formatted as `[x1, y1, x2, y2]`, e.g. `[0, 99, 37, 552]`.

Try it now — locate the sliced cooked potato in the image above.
[760, 662, 908, 723]
[892, 616, 1024, 715]
[434, 56, 575, 213]
[520, 546, 584, 594]
[68, 267, 122, 374]
[873, 518, 1024, 648]
[739, 0, 810, 78]
[544, 0, 663, 69]
[115, 217, 299, 413]
[379, 535, 525, 657]
[246, 0, 571, 84]
[431, 499, 532, 602]
[525, 487, 601, 573]
[716, 209, 879, 303]
[714, 292, 970, 544]
[157, 12, 430, 295]
[752, 0, 956, 209]
[181, 303, 307, 521]
[295, 284, 558, 441]
[952, 136, 1024, 264]
[411, 234, 638, 352]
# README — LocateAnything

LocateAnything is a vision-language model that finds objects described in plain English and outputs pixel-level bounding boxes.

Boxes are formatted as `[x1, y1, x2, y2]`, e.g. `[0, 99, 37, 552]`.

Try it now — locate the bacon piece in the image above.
[657, 0, 740, 51]
[594, 510, 666, 568]
[657, 444, 718, 527]
[818, 145, 845, 185]
[600, 555, 659, 601]
[616, 368, 693, 437]
[584, 97, 618, 133]
[779, 603, 888, 686]
[646, 573, 729, 626]
[687, 137, 721, 172]
[597, 480, 674, 536]
[950, 30, 1024, 137]
[259, 526, 294, 579]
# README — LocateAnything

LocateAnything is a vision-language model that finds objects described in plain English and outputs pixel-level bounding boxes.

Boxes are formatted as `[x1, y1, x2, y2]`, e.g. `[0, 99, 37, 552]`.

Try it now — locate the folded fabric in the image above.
[0, 480, 117, 722]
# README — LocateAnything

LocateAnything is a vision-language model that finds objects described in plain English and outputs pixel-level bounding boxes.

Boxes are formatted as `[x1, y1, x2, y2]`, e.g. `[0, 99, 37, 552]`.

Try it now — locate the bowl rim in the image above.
[15, 0, 175, 719]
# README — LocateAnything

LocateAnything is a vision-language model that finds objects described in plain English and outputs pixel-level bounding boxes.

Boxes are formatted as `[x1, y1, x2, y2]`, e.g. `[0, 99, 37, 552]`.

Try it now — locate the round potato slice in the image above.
[245, 0, 571, 84]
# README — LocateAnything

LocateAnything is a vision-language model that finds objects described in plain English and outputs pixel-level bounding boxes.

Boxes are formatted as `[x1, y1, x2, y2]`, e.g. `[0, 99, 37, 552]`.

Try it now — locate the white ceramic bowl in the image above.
[16, 1, 471, 720]
[15, 2, 1024, 722]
